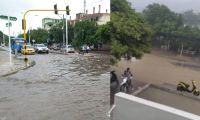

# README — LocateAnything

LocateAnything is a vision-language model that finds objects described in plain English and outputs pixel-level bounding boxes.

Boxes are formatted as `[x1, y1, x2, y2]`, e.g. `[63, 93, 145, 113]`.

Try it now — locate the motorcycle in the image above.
[120, 76, 133, 93]
[177, 80, 200, 96]
[120, 77, 128, 93]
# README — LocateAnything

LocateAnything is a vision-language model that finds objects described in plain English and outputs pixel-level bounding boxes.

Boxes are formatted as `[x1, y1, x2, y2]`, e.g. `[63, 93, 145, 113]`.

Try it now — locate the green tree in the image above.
[143, 3, 184, 49]
[31, 28, 48, 43]
[111, 0, 152, 60]
[67, 23, 74, 44]
[93, 22, 111, 44]
[73, 20, 97, 47]
[0, 31, 3, 43]
[49, 26, 63, 43]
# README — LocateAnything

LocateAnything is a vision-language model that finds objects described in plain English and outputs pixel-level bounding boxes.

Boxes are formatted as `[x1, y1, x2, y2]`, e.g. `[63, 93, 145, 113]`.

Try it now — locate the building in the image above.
[42, 18, 62, 30]
[69, 13, 110, 26]
[110, 83, 200, 120]
[69, 5, 110, 26]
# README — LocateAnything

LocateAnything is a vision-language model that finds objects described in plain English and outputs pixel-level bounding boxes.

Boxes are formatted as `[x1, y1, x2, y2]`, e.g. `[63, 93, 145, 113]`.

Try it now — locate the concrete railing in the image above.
[111, 92, 200, 120]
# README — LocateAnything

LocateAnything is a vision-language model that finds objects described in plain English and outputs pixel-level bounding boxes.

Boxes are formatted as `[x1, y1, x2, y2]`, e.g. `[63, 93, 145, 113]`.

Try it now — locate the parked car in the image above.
[60, 45, 75, 53]
[34, 44, 49, 54]
[21, 45, 35, 55]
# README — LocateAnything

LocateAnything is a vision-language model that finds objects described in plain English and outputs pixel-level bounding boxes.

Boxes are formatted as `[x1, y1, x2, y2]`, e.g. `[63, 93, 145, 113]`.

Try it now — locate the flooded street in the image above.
[112, 49, 200, 88]
[0, 53, 110, 120]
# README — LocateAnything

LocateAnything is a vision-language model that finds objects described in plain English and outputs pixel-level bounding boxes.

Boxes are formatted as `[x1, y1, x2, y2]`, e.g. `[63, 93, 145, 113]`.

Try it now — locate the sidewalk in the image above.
[0, 50, 35, 77]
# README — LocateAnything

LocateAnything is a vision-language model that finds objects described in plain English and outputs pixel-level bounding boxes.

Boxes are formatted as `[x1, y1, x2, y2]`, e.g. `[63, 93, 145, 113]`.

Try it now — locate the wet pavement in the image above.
[0, 51, 26, 76]
[0, 53, 110, 120]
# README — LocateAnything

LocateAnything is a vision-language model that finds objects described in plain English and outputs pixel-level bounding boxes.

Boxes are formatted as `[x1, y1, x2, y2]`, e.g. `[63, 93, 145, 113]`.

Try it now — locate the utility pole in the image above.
[180, 43, 184, 56]
[63, 14, 65, 46]
[84, 0, 86, 14]
[29, 27, 31, 45]
[65, 6, 70, 46]
[8, 16, 12, 65]
[66, 15, 68, 46]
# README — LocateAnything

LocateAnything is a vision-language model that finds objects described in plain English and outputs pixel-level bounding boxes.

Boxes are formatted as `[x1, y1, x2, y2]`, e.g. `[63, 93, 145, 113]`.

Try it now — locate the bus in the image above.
[11, 38, 24, 53]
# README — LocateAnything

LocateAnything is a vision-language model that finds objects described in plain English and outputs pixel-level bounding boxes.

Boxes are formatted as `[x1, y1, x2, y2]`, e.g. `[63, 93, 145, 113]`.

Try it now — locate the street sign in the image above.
[10, 17, 17, 21]
[6, 22, 12, 27]
[0, 15, 17, 21]
[0, 15, 8, 20]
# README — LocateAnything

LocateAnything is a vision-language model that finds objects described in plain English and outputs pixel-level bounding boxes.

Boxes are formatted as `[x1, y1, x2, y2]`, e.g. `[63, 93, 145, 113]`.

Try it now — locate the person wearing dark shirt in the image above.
[123, 68, 133, 90]
[110, 71, 119, 91]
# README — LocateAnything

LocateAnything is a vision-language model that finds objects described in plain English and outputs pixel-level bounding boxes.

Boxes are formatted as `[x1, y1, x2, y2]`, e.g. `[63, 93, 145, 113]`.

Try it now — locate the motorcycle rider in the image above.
[123, 68, 133, 90]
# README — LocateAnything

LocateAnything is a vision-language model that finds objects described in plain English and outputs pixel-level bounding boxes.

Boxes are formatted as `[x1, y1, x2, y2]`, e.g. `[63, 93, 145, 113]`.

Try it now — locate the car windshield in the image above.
[25, 45, 34, 49]
[37, 44, 46, 47]
[16, 41, 24, 46]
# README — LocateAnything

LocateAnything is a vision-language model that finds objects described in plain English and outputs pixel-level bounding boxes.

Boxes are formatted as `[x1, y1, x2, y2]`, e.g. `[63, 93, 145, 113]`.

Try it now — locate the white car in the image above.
[61, 45, 75, 53]
[34, 44, 49, 54]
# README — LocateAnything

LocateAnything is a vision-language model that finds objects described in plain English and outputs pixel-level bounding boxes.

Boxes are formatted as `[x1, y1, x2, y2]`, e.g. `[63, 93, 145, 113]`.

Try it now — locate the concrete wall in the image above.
[97, 14, 110, 25]
[111, 92, 200, 120]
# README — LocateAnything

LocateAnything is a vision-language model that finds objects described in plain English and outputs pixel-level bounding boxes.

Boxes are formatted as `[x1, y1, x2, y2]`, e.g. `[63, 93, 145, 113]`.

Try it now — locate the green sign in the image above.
[10, 17, 17, 21]
[6, 22, 12, 27]
[0, 15, 8, 20]
[0, 15, 17, 21]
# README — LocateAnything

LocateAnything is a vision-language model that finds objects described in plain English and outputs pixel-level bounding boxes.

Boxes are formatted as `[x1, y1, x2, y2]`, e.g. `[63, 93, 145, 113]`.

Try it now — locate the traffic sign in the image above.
[6, 22, 12, 27]
[0, 15, 17, 21]
[0, 15, 8, 20]
[10, 17, 17, 21]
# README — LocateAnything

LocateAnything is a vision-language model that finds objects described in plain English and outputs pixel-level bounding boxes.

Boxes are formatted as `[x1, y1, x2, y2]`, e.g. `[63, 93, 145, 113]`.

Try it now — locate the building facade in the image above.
[42, 18, 62, 30]
[69, 13, 110, 26]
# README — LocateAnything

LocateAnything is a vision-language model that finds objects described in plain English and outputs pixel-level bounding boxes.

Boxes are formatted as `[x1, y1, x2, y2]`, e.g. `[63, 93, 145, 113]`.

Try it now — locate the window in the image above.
[96, 17, 99, 21]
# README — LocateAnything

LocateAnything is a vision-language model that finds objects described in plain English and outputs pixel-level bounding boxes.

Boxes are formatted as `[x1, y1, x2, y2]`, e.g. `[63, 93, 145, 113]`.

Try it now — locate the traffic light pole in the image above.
[22, 9, 69, 61]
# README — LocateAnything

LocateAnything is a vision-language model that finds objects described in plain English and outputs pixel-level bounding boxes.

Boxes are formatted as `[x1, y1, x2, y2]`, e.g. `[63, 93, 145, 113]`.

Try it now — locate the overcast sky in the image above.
[129, 0, 200, 13]
[0, 0, 110, 36]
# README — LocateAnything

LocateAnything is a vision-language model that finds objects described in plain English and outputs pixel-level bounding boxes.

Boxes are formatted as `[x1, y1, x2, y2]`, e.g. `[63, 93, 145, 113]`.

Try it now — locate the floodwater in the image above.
[0, 53, 110, 120]
[112, 49, 200, 88]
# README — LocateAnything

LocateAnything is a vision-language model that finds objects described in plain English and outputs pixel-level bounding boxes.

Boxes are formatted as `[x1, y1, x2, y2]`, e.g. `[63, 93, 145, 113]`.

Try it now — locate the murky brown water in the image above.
[0, 53, 110, 120]
[112, 49, 200, 88]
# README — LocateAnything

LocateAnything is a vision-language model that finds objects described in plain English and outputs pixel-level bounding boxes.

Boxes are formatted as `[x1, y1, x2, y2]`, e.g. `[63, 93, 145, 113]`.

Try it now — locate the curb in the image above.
[1, 60, 36, 77]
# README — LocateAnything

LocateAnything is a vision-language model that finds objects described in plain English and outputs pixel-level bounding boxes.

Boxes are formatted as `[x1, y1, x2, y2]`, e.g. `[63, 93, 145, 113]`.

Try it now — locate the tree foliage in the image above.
[111, 0, 152, 59]
[72, 20, 97, 47]
[183, 10, 200, 27]
[93, 22, 111, 44]
[49, 26, 63, 43]
[31, 28, 48, 43]
[143, 3, 200, 53]
[143, 3, 183, 34]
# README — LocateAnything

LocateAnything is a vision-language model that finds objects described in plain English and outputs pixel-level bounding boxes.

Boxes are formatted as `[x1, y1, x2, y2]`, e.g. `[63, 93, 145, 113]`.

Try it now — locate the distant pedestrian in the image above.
[86, 45, 90, 53]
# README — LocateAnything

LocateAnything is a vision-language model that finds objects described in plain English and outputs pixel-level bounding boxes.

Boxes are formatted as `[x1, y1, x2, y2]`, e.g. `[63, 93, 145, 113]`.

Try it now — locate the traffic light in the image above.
[54, 4, 58, 14]
[22, 19, 26, 30]
[66, 6, 70, 15]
